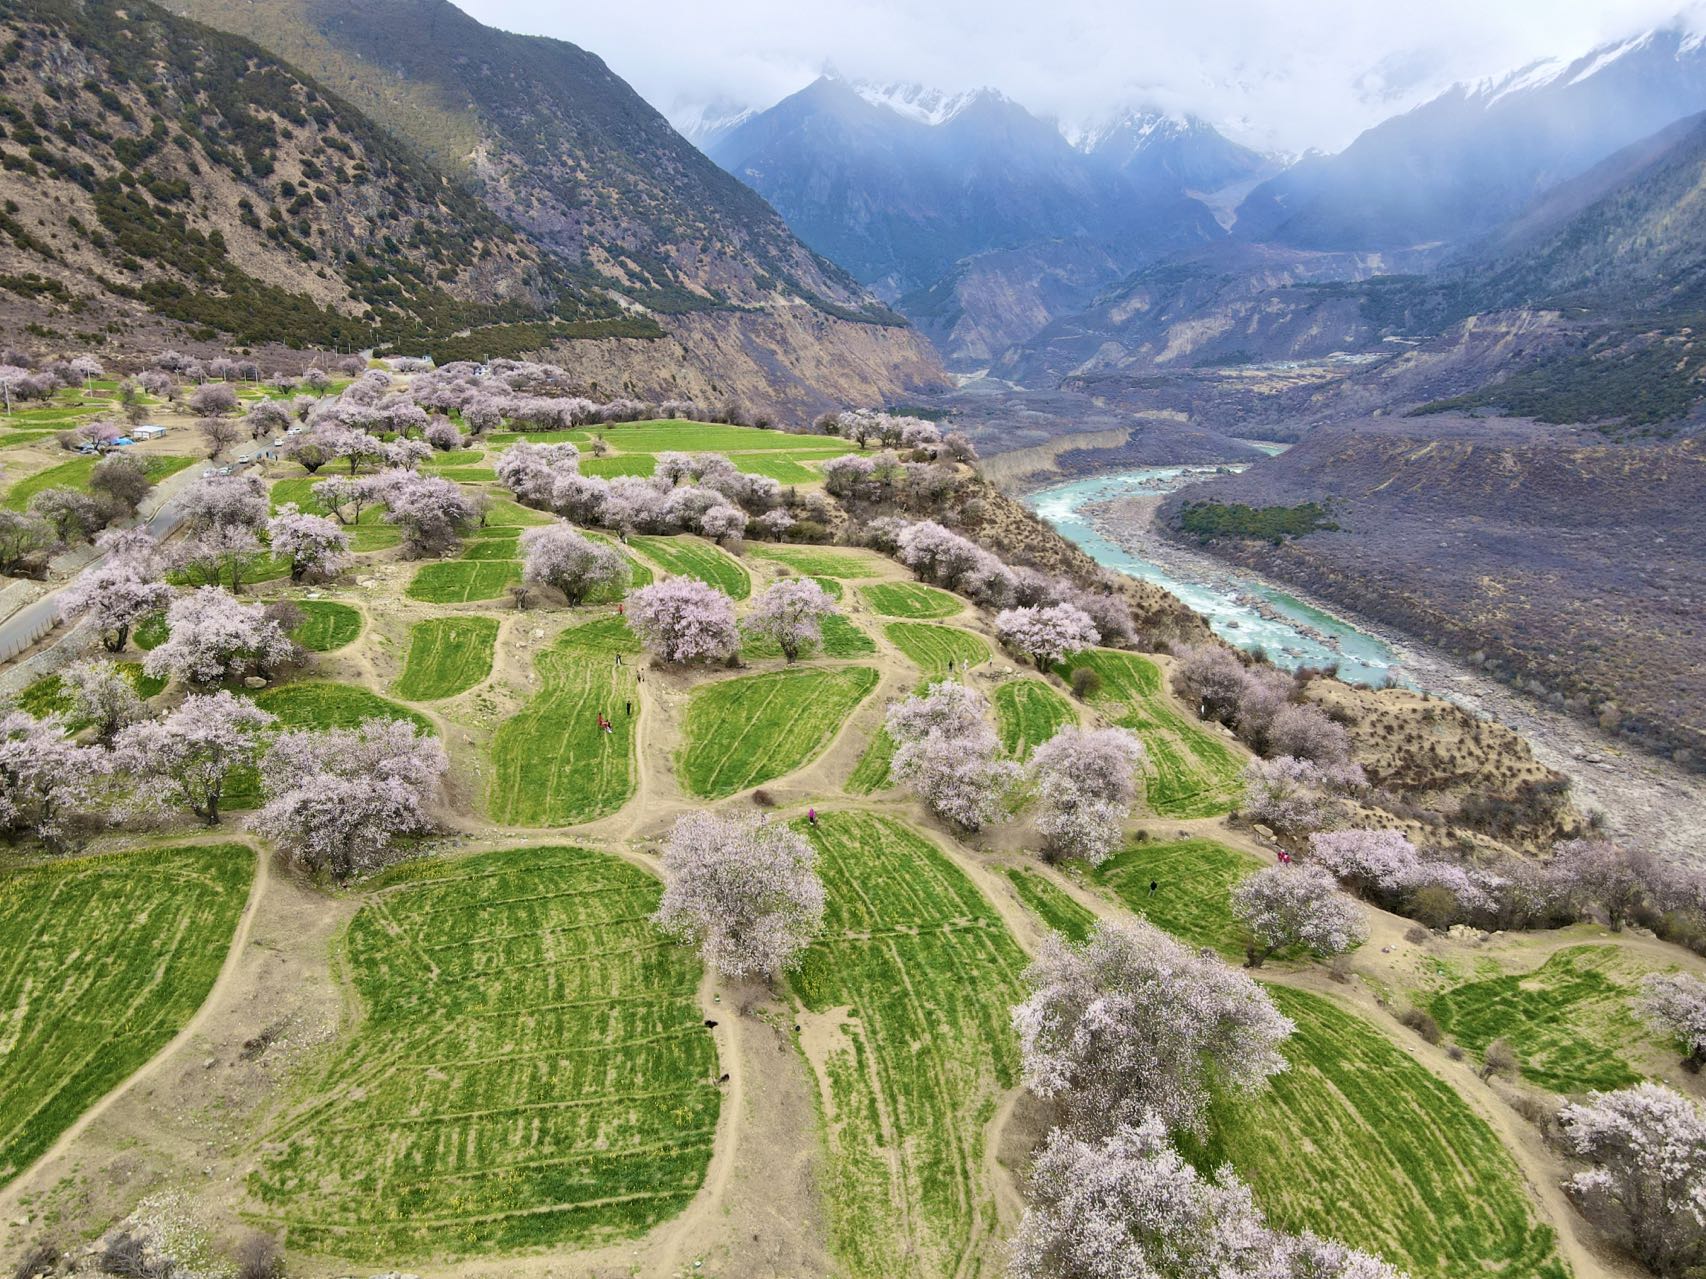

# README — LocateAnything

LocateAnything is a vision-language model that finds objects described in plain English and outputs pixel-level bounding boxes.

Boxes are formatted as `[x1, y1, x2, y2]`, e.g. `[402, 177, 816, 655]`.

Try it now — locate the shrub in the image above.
[1398, 1007, 1441, 1043]
[1069, 666, 1103, 699]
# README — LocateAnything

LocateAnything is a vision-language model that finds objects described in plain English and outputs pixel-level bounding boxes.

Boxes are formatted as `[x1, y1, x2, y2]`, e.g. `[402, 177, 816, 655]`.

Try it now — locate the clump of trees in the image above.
[654, 811, 825, 980]
[267, 506, 350, 583]
[995, 604, 1101, 671]
[743, 578, 837, 662]
[142, 588, 295, 687]
[57, 528, 173, 651]
[0, 709, 109, 849]
[1174, 645, 1350, 765]
[627, 579, 740, 665]
[1027, 726, 1144, 865]
[1230, 863, 1367, 967]
[1560, 1084, 1706, 1278]
[519, 524, 627, 605]
[887, 682, 1020, 832]
[250, 718, 446, 878]
[1011, 1114, 1402, 1279]
[117, 692, 273, 825]
[1012, 919, 1294, 1139]
[1637, 973, 1706, 1072]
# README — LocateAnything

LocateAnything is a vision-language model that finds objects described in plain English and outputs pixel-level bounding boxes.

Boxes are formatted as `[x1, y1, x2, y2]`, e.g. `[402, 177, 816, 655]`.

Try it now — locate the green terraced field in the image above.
[577, 420, 855, 454]
[419, 450, 486, 467]
[629, 535, 750, 599]
[17, 660, 166, 723]
[487, 619, 640, 825]
[393, 617, 501, 701]
[1197, 985, 1568, 1279]
[478, 497, 552, 528]
[268, 477, 399, 551]
[1428, 945, 1652, 1091]
[166, 550, 294, 590]
[735, 455, 819, 484]
[0, 844, 252, 1185]
[1004, 867, 1096, 942]
[1056, 649, 1246, 818]
[847, 727, 896, 794]
[290, 601, 362, 652]
[679, 666, 879, 798]
[1094, 838, 1256, 958]
[253, 682, 433, 734]
[247, 845, 718, 1259]
[458, 535, 519, 560]
[4, 453, 196, 510]
[0, 431, 58, 448]
[406, 559, 521, 604]
[885, 622, 990, 679]
[579, 454, 657, 479]
[993, 679, 1077, 757]
[742, 613, 875, 660]
[745, 544, 886, 578]
[858, 581, 963, 618]
[793, 812, 1027, 1279]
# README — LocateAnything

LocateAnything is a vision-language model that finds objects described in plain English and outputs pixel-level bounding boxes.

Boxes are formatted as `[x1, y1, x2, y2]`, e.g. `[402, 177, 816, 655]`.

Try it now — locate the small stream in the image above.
[1024, 465, 1405, 687]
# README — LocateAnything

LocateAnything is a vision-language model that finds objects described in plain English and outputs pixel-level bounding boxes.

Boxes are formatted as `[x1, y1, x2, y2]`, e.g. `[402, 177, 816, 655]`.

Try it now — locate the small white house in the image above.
[133, 424, 167, 440]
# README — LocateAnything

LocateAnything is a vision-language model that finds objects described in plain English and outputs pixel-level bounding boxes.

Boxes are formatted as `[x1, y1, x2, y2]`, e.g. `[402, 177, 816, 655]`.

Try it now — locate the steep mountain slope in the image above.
[160, 0, 948, 415]
[1010, 100, 1706, 431]
[1235, 27, 1706, 251]
[706, 76, 1232, 366]
[0, 0, 604, 351]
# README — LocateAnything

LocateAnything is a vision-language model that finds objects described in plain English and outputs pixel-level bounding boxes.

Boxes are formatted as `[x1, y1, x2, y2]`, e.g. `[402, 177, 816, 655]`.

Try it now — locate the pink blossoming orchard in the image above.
[0, 357, 1702, 1279]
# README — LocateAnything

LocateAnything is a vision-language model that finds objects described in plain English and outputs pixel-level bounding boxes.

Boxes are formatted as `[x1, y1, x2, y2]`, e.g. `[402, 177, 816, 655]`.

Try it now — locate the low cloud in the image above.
[455, 0, 1706, 153]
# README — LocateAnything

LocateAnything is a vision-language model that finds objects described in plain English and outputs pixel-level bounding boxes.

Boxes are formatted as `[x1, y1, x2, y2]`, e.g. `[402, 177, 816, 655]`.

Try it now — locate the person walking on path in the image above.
[807, 807, 818, 827]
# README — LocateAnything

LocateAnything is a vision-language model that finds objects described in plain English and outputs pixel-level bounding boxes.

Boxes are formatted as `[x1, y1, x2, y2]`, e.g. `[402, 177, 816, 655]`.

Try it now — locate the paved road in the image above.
[0, 468, 201, 664]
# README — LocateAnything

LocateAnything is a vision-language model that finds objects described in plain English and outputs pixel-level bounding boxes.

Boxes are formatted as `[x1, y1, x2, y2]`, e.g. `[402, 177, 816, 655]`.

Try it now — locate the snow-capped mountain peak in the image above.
[672, 99, 757, 148]
[850, 80, 992, 126]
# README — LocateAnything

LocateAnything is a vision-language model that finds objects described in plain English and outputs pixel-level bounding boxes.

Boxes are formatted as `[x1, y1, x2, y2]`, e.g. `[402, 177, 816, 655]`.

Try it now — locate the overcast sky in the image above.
[454, 0, 1704, 152]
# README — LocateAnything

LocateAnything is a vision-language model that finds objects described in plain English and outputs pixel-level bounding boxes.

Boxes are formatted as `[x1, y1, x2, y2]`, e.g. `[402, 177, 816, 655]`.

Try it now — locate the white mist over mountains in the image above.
[455, 0, 1706, 154]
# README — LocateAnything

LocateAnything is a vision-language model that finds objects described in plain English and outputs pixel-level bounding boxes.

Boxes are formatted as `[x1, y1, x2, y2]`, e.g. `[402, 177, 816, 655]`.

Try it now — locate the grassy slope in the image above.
[1428, 945, 1652, 1091]
[247, 846, 717, 1258]
[487, 619, 640, 825]
[793, 812, 1027, 1279]
[678, 666, 879, 798]
[1196, 985, 1568, 1279]
[393, 616, 501, 701]
[0, 844, 252, 1185]
[1057, 648, 1245, 818]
